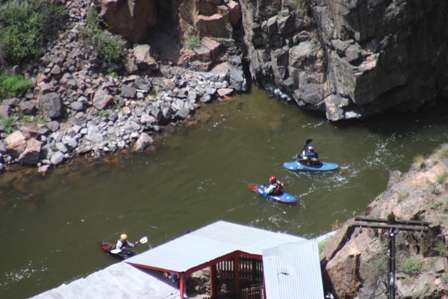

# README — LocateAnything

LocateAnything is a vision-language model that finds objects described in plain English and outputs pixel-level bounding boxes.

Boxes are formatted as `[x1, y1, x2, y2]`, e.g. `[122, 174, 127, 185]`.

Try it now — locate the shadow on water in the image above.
[1, 88, 448, 298]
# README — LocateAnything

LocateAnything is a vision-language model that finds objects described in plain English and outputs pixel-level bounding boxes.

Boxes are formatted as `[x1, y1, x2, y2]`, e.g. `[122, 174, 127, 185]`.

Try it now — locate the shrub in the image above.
[437, 172, 448, 185]
[0, 71, 32, 99]
[401, 256, 423, 275]
[81, 8, 126, 64]
[0, 114, 17, 134]
[0, 0, 67, 65]
[185, 34, 201, 49]
[434, 240, 447, 257]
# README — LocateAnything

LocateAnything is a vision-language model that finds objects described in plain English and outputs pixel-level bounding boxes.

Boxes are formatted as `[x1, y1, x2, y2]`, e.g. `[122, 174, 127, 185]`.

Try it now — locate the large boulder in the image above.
[132, 132, 153, 152]
[5, 131, 27, 158]
[196, 13, 232, 38]
[18, 138, 42, 165]
[132, 44, 159, 71]
[97, 0, 157, 42]
[93, 88, 114, 110]
[39, 92, 62, 119]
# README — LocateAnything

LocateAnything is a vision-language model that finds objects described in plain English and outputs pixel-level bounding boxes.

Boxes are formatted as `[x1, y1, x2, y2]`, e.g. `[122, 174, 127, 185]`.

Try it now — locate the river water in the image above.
[1, 88, 448, 298]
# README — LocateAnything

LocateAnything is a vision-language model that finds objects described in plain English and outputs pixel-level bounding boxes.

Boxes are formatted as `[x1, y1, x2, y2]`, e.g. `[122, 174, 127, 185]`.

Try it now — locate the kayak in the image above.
[249, 184, 298, 204]
[100, 241, 135, 260]
[283, 160, 339, 172]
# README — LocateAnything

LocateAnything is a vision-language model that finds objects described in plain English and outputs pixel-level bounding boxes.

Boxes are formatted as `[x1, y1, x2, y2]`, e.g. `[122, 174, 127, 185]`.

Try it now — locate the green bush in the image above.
[81, 8, 126, 64]
[0, 114, 17, 134]
[185, 35, 201, 49]
[0, 71, 32, 99]
[401, 256, 423, 275]
[0, 0, 67, 65]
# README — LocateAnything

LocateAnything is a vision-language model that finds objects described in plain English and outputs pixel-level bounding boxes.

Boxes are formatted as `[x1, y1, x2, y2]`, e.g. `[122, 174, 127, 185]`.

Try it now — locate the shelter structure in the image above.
[31, 221, 327, 299]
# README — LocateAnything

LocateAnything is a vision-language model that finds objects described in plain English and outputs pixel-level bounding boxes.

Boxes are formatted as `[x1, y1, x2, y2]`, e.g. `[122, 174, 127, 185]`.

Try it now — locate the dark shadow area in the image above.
[147, 0, 181, 64]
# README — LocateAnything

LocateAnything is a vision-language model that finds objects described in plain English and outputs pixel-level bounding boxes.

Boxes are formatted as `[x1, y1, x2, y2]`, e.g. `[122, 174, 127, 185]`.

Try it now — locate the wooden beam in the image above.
[234, 253, 241, 297]
[210, 265, 217, 297]
[353, 222, 429, 232]
[354, 216, 430, 226]
[179, 272, 186, 299]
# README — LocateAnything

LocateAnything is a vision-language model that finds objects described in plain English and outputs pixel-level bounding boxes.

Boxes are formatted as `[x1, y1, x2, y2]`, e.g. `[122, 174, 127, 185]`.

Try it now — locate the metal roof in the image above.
[31, 262, 178, 299]
[127, 220, 306, 273]
[262, 240, 324, 299]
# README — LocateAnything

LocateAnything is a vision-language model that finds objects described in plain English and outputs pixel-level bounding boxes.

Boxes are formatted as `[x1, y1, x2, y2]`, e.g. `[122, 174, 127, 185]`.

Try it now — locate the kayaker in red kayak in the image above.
[265, 176, 284, 195]
[115, 233, 135, 251]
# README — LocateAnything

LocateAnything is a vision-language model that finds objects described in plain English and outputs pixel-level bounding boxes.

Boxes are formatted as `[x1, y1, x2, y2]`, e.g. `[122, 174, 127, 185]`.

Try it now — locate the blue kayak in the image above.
[283, 160, 339, 172]
[249, 184, 298, 204]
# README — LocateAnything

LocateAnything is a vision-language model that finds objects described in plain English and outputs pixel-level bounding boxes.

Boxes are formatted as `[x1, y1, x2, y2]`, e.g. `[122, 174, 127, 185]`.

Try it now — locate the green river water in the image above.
[1, 88, 448, 298]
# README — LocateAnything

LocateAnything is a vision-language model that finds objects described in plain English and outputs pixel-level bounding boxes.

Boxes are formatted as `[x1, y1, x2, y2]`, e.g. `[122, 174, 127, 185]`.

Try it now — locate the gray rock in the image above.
[39, 92, 62, 119]
[132, 132, 153, 152]
[70, 101, 85, 112]
[55, 142, 68, 153]
[200, 94, 213, 103]
[121, 85, 137, 98]
[38, 164, 50, 174]
[93, 88, 113, 110]
[62, 135, 78, 149]
[85, 124, 104, 144]
[19, 100, 38, 115]
[18, 138, 41, 165]
[50, 151, 64, 165]
[46, 121, 60, 132]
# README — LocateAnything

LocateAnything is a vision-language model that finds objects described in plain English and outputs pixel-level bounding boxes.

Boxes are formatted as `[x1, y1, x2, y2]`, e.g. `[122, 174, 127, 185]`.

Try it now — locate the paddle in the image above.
[110, 236, 149, 254]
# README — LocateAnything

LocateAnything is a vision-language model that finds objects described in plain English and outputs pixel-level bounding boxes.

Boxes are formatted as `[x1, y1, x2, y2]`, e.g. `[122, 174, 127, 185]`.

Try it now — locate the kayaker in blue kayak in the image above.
[298, 139, 320, 166]
[265, 176, 284, 195]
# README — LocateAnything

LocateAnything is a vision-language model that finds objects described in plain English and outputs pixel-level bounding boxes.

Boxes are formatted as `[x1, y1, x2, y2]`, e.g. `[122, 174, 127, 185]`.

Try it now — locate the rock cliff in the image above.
[321, 145, 448, 298]
[98, 0, 448, 120]
[239, 0, 448, 120]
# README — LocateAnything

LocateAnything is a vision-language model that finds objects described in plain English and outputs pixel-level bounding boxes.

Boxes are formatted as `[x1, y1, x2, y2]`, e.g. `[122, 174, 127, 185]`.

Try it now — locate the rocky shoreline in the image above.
[320, 145, 448, 298]
[0, 0, 247, 174]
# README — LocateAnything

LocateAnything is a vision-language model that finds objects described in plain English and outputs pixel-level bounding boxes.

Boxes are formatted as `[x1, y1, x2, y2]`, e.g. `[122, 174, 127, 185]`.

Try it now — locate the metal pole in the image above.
[388, 229, 396, 299]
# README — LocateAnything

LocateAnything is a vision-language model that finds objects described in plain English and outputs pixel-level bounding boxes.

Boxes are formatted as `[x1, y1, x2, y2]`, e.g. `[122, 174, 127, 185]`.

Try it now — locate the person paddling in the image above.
[299, 138, 320, 165]
[115, 233, 135, 252]
[265, 176, 284, 195]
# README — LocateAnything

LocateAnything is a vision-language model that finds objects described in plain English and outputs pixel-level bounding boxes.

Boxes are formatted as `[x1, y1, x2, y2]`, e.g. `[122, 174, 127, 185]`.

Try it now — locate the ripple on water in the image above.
[0, 261, 48, 289]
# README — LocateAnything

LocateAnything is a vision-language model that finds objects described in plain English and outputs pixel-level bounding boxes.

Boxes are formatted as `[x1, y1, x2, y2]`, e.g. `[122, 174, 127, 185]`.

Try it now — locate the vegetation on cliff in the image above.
[0, 0, 66, 65]
[0, 71, 32, 100]
[81, 8, 126, 65]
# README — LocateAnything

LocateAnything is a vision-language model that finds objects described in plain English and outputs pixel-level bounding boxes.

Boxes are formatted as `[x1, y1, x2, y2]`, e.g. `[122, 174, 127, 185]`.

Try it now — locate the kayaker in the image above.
[299, 138, 319, 165]
[265, 176, 284, 195]
[115, 233, 135, 251]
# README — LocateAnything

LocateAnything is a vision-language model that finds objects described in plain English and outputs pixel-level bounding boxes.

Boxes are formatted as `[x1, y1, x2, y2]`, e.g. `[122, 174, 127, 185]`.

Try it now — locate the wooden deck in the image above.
[31, 262, 179, 299]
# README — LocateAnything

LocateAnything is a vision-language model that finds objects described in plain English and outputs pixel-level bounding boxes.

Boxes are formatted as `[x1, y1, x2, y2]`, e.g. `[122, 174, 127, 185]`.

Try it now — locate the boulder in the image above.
[217, 88, 234, 97]
[97, 0, 157, 43]
[19, 100, 38, 115]
[93, 88, 114, 110]
[133, 44, 159, 71]
[39, 92, 62, 119]
[50, 151, 64, 165]
[196, 13, 232, 38]
[193, 37, 222, 63]
[5, 131, 27, 158]
[132, 132, 153, 152]
[121, 85, 137, 98]
[18, 138, 41, 165]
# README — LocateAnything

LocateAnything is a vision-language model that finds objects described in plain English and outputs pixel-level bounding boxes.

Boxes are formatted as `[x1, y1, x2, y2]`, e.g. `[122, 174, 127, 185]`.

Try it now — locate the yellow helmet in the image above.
[120, 233, 128, 241]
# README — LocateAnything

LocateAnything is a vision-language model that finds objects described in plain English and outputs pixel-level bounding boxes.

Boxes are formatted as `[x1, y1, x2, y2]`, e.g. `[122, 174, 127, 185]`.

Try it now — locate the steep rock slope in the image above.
[321, 145, 448, 298]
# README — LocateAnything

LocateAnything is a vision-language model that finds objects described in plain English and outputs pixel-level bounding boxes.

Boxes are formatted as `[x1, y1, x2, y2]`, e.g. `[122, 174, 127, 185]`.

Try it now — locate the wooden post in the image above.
[211, 264, 218, 297]
[234, 254, 241, 297]
[179, 272, 186, 299]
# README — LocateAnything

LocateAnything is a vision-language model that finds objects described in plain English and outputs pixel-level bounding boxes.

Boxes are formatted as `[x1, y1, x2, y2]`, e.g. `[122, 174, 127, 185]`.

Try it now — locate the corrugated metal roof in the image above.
[31, 262, 178, 299]
[127, 220, 306, 273]
[262, 240, 324, 299]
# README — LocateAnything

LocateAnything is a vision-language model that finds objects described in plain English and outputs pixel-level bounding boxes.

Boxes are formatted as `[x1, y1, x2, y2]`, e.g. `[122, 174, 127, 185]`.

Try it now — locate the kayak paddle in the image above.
[248, 183, 257, 191]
